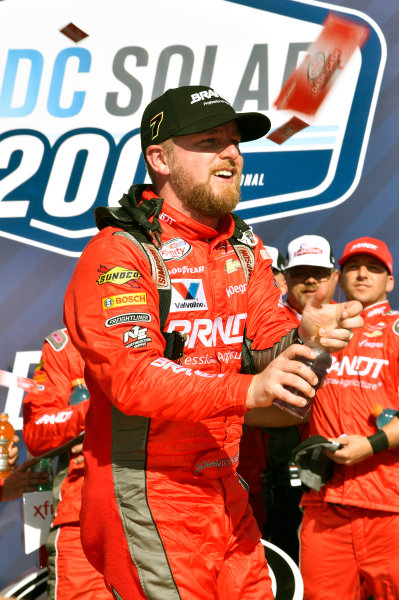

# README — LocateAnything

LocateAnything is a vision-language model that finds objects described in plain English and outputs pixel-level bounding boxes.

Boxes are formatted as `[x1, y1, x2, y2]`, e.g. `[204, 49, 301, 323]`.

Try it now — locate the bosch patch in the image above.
[102, 293, 147, 310]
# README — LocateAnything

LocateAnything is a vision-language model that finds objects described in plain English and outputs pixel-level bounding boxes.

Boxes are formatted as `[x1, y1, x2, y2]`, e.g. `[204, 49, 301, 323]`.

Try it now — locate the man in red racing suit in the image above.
[23, 328, 112, 600]
[300, 237, 399, 600]
[64, 86, 361, 600]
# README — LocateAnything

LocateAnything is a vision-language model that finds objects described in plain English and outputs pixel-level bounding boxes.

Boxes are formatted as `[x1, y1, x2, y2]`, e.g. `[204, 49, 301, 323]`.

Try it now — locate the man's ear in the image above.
[146, 145, 170, 176]
[386, 274, 394, 294]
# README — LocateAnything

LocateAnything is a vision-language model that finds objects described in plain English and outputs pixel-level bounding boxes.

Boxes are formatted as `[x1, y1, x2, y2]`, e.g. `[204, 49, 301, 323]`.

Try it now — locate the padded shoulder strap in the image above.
[113, 231, 171, 331]
[228, 213, 256, 284]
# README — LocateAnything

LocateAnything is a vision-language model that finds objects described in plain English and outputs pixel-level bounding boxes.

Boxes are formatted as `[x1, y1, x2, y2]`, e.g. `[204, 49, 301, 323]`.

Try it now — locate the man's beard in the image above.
[169, 162, 241, 218]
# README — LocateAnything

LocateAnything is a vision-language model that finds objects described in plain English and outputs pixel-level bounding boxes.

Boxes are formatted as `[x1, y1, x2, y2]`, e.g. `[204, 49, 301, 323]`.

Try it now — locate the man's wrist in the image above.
[367, 430, 389, 454]
[295, 327, 306, 345]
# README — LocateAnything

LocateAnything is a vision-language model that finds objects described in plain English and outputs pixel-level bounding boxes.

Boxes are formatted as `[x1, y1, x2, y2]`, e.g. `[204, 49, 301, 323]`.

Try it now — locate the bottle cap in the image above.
[71, 378, 85, 387]
[370, 404, 383, 417]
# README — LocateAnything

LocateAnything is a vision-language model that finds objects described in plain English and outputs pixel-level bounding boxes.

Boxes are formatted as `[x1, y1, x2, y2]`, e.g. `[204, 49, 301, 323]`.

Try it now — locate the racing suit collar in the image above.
[362, 300, 391, 320]
[141, 186, 236, 245]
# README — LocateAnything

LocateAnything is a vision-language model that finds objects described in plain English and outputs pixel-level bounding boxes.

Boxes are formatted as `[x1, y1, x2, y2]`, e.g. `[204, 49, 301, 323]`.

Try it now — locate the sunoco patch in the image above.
[97, 265, 141, 287]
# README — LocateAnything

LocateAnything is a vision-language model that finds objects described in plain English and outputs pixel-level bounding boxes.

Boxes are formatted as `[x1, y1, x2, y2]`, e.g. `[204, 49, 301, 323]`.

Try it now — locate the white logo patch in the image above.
[160, 238, 192, 261]
[171, 279, 208, 312]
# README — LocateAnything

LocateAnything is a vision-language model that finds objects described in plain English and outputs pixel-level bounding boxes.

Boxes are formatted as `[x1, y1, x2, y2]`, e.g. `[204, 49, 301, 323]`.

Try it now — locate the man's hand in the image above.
[2, 458, 48, 502]
[246, 344, 318, 411]
[71, 443, 84, 465]
[324, 435, 373, 465]
[299, 282, 363, 351]
[8, 435, 20, 469]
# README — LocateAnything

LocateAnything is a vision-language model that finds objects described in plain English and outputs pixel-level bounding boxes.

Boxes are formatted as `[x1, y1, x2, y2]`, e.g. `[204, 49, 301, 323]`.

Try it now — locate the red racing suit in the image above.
[302, 300, 399, 511]
[64, 186, 297, 600]
[300, 300, 399, 600]
[23, 329, 112, 600]
[23, 328, 86, 526]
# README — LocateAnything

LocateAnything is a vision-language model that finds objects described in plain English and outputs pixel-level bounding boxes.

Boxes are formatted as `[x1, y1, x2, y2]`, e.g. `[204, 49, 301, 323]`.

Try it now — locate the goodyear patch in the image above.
[105, 313, 151, 327]
[102, 293, 147, 310]
[97, 265, 142, 287]
[393, 319, 399, 336]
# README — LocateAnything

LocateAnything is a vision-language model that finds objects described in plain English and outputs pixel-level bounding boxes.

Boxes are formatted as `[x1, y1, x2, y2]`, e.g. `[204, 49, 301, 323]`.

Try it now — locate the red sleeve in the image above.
[245, 240, 297, 349]
[64, 231, 250, 423]
[23, 333, 87, 456]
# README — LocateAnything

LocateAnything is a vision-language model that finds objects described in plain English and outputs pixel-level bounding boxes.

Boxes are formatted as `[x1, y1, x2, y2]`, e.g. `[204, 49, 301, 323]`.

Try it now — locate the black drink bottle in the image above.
[273, 341, 332, 418]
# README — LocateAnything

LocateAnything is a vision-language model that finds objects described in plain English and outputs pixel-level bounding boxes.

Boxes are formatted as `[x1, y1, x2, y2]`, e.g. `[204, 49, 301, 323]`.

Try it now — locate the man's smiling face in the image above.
[166, 120, 243, 218]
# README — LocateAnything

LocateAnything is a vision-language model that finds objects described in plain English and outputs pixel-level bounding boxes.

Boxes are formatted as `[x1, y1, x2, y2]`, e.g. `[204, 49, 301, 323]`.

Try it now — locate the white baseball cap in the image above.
[286, 235, 335, 270]
[264, 245, 285, 272]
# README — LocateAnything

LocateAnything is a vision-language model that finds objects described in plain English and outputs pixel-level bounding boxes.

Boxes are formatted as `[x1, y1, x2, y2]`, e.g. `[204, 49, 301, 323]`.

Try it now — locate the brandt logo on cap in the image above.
[351, 242, 378, 251]
[190, 89, 221, 104]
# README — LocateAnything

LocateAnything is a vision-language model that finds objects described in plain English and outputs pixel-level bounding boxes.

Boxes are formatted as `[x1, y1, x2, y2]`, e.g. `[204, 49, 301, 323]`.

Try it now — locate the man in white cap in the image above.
[251, 234, 338, 563]
[284, 234, 338, 325]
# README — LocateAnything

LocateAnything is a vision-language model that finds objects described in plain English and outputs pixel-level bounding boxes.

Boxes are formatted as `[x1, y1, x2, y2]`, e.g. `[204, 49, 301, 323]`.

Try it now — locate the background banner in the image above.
[0, 0, 398, 587]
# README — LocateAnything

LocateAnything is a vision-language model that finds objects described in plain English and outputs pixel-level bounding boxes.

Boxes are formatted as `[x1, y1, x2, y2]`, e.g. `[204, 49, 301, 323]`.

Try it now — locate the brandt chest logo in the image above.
[0, 0, 385, 256]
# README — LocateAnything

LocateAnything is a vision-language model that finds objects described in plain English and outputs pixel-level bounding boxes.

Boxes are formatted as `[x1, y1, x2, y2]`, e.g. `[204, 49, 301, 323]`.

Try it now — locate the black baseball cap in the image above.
[140, 85, 271, 154]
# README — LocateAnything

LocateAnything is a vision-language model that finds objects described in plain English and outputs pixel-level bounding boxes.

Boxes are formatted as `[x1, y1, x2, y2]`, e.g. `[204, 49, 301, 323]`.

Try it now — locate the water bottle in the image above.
[273, 340, 332, 419]
[69, 378, 90, 405]
[0, 413, 15, 479]
[370, 404, 398, 429]
[31, 457, 54, 491]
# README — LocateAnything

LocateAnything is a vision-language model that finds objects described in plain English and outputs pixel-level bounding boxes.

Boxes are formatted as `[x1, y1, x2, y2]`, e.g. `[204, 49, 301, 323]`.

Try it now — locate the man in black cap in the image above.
[64, 86, 362, 600]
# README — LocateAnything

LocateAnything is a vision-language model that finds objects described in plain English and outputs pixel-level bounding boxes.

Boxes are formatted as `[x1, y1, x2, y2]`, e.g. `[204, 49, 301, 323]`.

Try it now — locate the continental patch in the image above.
[97, 265, 141, 287]
[225, 259, 241, 274]
[393, 319, 399, 336]
[102, 293, 147, 310]
[160, 238, 192, 261]
[123, 325, 152, 349]
[105, 313, 151, 327]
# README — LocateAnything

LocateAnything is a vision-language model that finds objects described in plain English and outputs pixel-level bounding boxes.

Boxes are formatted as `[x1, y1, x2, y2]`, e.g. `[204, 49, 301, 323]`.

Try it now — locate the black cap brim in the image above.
[167, 112, 271, 144]
[234, 112, 271, 142]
